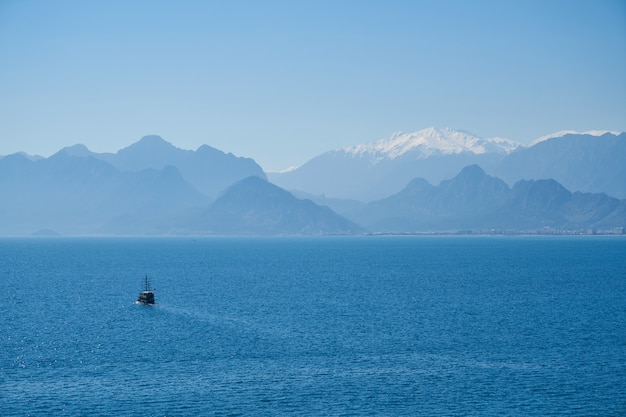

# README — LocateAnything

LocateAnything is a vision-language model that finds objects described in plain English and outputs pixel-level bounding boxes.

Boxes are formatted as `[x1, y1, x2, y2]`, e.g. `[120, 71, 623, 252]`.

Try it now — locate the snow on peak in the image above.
[343, 127, 519, 162]
[529, 130, 621, 146]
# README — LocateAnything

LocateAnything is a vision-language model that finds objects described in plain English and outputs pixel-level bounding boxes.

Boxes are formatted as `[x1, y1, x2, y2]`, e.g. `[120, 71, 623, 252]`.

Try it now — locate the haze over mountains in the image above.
[349, 165, 626, 233]
[0, 136, 360, 235]
[0, 129, 624, 235]
[61, 135, 266, 198]
[269, 127, 626, 201]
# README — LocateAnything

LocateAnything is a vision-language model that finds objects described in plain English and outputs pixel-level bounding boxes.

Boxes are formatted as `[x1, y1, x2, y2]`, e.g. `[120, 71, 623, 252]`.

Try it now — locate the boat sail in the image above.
[137, 275, 155, 305]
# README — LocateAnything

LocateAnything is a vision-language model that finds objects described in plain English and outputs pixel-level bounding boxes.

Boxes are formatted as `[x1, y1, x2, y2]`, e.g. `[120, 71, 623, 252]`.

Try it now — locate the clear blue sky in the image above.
[1, 0, 625, 170]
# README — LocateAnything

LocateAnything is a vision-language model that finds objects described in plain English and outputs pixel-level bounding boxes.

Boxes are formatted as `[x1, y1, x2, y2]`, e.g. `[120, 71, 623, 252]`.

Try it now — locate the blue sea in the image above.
[1, 236, 625, 416]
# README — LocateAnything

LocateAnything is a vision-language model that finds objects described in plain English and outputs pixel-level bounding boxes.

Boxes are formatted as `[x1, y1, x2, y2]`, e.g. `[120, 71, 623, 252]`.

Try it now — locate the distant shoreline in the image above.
[1, 230, 624, 238]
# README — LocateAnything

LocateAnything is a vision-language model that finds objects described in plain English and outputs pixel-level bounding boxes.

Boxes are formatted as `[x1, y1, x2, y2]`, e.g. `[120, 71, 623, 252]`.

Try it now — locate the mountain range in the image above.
[1, 129, 624, 235]
[493, 131, 626, 200]
[0, 137, 360, 235]
[0, 150, 210, 235]
[61, 135, 266, 198]
[269, 128, 626, 201]
[348, 165, 625, 232]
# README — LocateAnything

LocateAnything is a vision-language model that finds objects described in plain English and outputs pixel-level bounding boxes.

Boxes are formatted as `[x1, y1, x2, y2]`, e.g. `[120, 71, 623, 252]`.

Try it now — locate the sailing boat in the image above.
[137, 275, 155, 305]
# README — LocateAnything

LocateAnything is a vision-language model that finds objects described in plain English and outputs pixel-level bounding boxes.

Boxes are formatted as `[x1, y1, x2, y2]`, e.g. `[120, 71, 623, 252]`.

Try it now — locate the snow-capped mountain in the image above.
[268, 127, 625, 202]
[269, 127, 516, 201]
[529, 130, 621, 146]
[344, 127, 519, 161]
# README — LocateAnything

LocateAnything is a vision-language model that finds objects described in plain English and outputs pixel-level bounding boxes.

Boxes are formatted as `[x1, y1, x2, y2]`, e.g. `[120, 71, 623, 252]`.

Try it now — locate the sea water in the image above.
[1, 236, 625, 416]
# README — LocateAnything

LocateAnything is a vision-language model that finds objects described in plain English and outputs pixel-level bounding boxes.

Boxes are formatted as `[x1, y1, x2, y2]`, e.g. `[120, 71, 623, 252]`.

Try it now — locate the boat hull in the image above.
[137, 291, 155, 305]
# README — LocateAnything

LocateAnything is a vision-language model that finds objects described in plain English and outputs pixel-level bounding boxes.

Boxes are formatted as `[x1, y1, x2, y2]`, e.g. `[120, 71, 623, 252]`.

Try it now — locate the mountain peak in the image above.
[456, 164, 487, 179]
[343, 127, 519, 162]
[199, 176, 363, 235]
[60, 144, 93, 157]
[115, 135, 185, 164]
[130, 135, 176, 150]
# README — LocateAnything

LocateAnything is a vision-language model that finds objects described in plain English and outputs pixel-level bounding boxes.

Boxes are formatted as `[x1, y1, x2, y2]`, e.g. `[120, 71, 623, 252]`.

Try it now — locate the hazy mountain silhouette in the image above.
[0, 151, 209, 235]
[269, 127, 512, 201]
[91, 135, 267, 198]
[0, 138, 363, 235]
[59, 136, 267, 199]
[500, 179, 621, 229]
[495, 132, 626, 198]
[2, 132, 624, 235]
[269, 130, 625, 201]
[179, 176, 364, 235]
[349, 165, 625, 232]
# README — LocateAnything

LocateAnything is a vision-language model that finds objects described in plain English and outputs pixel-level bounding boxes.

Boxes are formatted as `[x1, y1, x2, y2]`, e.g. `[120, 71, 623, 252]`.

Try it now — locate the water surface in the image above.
[1, 236, 625, 415]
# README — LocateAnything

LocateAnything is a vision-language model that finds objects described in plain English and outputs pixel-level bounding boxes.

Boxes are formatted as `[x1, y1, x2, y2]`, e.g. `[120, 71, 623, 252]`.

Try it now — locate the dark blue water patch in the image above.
[1, 236, 625, 415]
